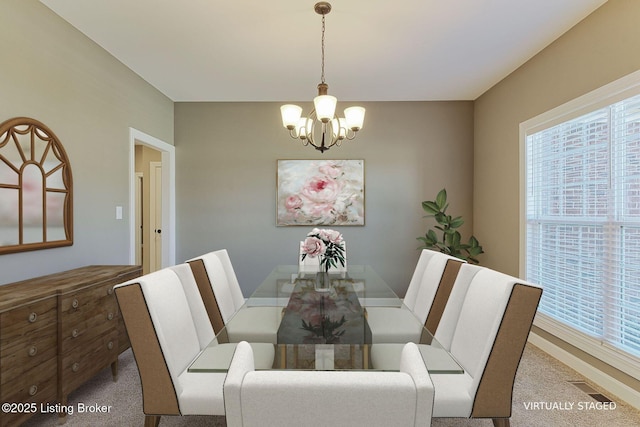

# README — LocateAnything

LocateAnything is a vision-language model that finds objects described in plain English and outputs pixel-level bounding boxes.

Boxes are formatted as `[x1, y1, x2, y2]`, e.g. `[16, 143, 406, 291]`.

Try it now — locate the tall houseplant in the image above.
[417, 189, 484, 264]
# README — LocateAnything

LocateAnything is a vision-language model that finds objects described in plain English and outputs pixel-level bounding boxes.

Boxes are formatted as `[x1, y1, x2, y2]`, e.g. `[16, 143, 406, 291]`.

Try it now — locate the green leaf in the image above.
[449, 216, 464, 229]
[434, 212, 446, 224]
[435, 189, 447, 210]
[421, 201, 440, 215]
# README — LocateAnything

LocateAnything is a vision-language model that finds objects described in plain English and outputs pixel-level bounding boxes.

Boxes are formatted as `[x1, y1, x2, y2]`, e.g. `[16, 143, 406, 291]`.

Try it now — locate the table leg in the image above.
[280, 345, 287, 369]
[363, 344, 369, 370]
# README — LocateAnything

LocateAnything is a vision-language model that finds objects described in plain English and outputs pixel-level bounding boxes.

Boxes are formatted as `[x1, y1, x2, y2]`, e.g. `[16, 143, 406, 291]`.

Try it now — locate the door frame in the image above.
[129, 128, 176, 268]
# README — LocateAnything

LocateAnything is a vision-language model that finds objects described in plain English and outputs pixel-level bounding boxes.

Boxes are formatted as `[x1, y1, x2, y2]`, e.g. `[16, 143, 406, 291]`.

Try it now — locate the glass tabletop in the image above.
[247, 265, 403, 308]
[188, 265, 463, 374]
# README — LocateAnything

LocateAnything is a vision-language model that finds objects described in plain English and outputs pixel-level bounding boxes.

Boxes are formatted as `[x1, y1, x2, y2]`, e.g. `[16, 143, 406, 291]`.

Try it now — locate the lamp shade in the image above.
[314, 95, 337, 123]
[298, 117, 312, 139]
[331, 118, 347, 140]
[344, 106, 365, 131]
[281, 105, 303, 129]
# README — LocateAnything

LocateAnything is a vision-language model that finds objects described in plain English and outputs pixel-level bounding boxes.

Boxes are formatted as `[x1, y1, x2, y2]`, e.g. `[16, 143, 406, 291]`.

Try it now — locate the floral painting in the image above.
[277, 160, 364, 226]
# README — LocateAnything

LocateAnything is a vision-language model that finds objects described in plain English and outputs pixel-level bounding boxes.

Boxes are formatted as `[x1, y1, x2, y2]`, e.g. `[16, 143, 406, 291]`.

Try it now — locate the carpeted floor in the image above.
[22, 343, 640, 426]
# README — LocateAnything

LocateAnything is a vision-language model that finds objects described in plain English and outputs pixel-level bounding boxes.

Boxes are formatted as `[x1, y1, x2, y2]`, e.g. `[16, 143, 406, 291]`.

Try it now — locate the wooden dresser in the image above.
[0, 265, 141, 426]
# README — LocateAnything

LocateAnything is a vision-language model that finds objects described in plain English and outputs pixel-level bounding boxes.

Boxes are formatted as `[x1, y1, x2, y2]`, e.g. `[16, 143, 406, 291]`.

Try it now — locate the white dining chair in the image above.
[224, 341, 434, 427]
[114, 268, 229, 426]
[187, 249, 281, 343]
[372, 264, 542, 427]
[366, 249, 465, 342]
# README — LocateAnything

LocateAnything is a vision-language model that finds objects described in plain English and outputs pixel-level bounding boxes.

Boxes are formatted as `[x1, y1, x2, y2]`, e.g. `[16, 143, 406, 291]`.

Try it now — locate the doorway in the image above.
[129, 128, 175, 273]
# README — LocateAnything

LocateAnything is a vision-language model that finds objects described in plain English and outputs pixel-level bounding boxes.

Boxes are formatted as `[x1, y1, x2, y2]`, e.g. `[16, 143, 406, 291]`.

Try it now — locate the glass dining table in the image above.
[189, 265, 463, 373]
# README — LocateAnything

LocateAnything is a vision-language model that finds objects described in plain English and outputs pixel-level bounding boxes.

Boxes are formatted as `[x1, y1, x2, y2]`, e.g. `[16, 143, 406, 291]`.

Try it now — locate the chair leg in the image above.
[492, 418, 510, 427]
[144, 415, 161, 427]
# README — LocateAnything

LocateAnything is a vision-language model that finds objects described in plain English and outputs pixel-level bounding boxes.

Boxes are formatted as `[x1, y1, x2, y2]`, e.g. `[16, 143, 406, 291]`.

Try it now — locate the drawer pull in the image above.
[72, 299, 79, 309]
[107, 312, 114, 321]
[72, 362, 80, 372]
[28, 312, 37, 323]
[29, 385, 38, 396]
[107, 287, 114, 295]
[72, 329, 79, 338]
[28, 345, 38, 357]
[107, 341, 114, 350]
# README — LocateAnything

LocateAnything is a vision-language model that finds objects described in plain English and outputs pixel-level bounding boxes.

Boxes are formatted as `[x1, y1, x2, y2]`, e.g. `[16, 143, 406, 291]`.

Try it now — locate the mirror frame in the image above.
[0, 117, 73, 254]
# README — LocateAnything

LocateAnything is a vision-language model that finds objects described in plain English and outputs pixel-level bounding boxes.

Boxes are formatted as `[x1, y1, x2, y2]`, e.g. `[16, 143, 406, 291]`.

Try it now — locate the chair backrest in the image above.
[187, 249, 245, 325]
[403, 249, 465, 326]
[168, 263, 215, 348]
[224, 341, 434, 427]
[114, 268, 204, 416]
[435, 264, 542, 418]
[299, 240, 347, 274]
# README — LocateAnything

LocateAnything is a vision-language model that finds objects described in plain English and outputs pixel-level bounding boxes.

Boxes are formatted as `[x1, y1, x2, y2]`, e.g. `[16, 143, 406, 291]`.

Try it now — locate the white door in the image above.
[149, 161, 162, 272]
[135, 173, 143, 266]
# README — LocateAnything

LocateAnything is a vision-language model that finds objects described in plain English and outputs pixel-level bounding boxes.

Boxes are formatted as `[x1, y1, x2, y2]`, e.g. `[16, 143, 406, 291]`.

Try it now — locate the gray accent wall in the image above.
[175, 101, 474, 296]
[0, 0, 174, 284]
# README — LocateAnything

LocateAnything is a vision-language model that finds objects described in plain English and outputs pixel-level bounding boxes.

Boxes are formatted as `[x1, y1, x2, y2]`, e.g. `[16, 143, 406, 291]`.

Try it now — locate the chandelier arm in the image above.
[345, 129, 358, 140]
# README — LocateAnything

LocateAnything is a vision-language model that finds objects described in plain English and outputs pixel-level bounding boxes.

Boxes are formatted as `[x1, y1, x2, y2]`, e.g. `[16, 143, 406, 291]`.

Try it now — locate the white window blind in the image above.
[525, 91, 640, 373]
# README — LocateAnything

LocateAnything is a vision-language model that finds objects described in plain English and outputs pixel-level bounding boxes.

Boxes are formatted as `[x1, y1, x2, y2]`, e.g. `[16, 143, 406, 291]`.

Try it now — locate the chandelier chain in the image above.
[320, 14, 326, 84]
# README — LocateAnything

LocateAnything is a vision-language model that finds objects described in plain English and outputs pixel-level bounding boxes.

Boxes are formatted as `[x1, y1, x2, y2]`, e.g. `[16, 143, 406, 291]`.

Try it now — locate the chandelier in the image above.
[280, 2, 365, 153]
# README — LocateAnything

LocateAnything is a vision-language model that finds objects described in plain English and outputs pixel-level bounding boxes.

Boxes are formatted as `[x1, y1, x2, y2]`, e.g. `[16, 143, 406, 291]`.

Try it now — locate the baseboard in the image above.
[528, 331, 640, 410]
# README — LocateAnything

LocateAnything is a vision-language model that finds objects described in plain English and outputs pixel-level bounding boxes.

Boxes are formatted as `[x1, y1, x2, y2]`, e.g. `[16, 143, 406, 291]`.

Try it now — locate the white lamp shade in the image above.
[344, 106, 365, 131]
[314, 95, 337, 123]
[298, 117, 312, 139]
[331, 118, 347, 139]
[281, 104, 303, 129]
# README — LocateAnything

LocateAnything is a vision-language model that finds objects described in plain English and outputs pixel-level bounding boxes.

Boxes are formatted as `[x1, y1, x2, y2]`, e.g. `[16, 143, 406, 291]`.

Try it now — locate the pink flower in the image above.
[301, 236, 326, 257]
[285, 195, 303, 212]
[301, 175, 341, 204]
[319, 229, 343, 244]
[319, 163, 341, 179]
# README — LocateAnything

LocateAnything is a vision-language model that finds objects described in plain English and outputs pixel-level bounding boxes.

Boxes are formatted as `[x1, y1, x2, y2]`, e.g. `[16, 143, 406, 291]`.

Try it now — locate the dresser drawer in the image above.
[60, 329, 118, 395]
[0, 298, 57, 385]
[60, 302, 118, 353]
[0, 297, 57, 344]
[117, 315, 130, 353]
[60, 281, 119, 316]
[0, 356, 57, 403]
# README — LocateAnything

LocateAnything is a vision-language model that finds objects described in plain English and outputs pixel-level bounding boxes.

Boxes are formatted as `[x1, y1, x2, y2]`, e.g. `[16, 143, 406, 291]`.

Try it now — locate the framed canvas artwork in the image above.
[277, 159, 364, 226]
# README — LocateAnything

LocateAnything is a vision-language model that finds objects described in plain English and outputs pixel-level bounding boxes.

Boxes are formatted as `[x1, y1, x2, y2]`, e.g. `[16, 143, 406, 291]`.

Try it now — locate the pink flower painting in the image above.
[277, 160, 364, 226]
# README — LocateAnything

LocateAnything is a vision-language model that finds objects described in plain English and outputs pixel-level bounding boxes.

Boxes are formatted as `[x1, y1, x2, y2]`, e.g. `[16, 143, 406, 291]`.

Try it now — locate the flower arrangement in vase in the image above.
[301, 228, 346, 273]
[301, 228, 346, 290]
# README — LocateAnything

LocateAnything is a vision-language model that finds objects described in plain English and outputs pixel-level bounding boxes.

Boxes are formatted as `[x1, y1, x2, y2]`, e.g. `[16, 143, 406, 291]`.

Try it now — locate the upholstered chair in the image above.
[114, 268, 229, 427]
[372, 264, 542, 427]
[366, 249, 464, 342]
[298, 240, 347, 275]
[224, 341, 434, 427]
[187, 249, 281, 343]
[168, 263, 275, 366]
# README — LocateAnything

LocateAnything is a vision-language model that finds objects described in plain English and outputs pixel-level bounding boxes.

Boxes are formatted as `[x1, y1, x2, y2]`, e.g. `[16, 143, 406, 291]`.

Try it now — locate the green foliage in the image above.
[417, 189, 484, 264]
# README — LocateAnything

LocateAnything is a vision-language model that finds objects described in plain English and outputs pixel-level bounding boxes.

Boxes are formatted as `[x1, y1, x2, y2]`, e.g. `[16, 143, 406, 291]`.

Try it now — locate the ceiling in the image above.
[39, 0, 607, 102]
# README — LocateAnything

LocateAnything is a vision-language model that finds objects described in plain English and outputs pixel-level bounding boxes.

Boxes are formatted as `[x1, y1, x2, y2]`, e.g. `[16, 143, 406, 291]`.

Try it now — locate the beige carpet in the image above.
[23, 343, 640, 427]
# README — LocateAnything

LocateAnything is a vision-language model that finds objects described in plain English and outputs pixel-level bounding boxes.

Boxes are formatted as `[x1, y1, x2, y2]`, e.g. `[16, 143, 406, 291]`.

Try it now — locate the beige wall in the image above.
[175, 101, 474, 296]
[474, 0, 640, 391]
[474, 0, 640, 276]
[0, 0, 174, 284]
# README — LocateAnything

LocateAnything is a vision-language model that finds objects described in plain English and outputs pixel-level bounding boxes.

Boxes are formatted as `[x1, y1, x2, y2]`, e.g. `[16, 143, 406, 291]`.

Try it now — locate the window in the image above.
[522, 71, 640, 379]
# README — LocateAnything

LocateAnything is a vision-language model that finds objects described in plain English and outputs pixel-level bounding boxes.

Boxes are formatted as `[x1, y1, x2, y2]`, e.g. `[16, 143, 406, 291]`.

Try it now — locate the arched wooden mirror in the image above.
[0, 117, 73, 254]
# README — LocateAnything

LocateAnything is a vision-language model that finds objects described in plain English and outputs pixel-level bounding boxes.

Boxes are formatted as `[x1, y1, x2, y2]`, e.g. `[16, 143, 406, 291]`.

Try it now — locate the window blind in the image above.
[526, 93, 640, 368]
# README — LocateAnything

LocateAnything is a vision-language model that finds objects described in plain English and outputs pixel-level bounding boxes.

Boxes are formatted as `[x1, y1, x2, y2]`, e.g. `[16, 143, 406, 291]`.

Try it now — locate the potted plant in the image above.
[417, 189, 484, 264]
